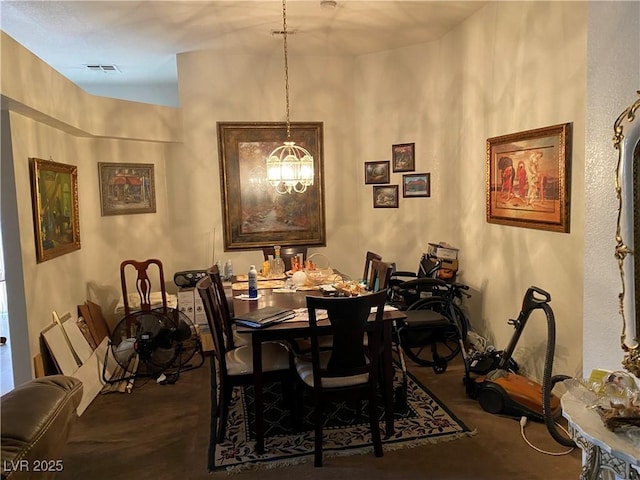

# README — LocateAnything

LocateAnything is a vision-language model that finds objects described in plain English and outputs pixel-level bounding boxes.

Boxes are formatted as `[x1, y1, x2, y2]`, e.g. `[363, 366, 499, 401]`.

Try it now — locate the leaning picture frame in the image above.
[392, 143, 415, 172]
[364, 161, 390, 184]
[373, 185, 399, 208]
[98, 162, 156, 216]
[217, 121, 326, 250]
[486, 123, 572, 233]
[402, 173, 430, 197]
[30, 158, 81, 263]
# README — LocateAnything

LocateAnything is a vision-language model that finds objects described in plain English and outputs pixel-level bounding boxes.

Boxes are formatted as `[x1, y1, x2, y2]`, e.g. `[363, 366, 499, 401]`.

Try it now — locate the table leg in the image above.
[252, 336, 265, 454]
[382, 322, 395, 437]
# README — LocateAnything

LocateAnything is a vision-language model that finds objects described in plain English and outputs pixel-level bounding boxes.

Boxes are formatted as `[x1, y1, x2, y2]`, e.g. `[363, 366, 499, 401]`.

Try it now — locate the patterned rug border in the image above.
[210, 367, 476, 474]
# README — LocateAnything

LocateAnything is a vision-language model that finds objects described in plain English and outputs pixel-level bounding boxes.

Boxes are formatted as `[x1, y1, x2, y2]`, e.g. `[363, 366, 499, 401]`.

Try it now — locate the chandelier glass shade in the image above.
[266, 0, 314, 195]
[266, 142, 314, 194]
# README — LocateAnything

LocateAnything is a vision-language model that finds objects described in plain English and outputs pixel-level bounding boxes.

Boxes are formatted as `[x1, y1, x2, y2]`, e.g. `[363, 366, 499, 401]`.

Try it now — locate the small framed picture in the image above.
[392, 143, 415, 172]
[98, 162, 156, 216]
[373, 185, 399, 208]
[364, 161, 390, 184]
[403, 173, 430, 197]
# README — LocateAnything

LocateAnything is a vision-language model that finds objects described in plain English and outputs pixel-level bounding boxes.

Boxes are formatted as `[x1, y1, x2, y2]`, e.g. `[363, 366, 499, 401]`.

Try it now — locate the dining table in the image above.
[231, 282, 406, 455]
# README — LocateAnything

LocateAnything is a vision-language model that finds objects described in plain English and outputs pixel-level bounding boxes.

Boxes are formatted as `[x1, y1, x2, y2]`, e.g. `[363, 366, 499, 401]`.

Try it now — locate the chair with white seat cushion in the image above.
[294, 289, 388, 467]
[196, 276, 293, 443]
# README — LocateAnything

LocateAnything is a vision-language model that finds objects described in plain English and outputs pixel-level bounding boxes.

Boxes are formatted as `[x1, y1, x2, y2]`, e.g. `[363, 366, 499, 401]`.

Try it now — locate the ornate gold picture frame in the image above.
[30, 158, 81, 263]
[613, 92, 640, 377]
[486, 123, 572, 233]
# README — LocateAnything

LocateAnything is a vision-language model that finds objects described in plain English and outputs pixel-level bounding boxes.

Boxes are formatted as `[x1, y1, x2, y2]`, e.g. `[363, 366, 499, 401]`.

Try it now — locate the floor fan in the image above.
[102, 307, 204, 386]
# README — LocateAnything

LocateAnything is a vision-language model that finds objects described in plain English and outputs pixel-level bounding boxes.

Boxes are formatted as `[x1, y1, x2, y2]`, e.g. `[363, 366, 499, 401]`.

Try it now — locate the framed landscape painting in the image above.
[486, 123, 571, 233]
[365, 161, 390, 184]
[30, 158, 81, 263]
[392, 143, 415, 172]
[217, 121, 326, 250]
[403, 173, 430, 197]
[98, 162, 156, 216]
[373, 185, 399, 208]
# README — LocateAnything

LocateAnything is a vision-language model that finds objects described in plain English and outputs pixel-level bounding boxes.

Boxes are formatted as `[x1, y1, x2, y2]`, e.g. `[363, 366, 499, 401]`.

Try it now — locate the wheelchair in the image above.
[388, 254, 470, 374]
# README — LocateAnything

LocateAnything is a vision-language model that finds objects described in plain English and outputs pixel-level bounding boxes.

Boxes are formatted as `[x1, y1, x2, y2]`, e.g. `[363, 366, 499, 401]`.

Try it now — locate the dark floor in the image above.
[58, 352, 582, 479]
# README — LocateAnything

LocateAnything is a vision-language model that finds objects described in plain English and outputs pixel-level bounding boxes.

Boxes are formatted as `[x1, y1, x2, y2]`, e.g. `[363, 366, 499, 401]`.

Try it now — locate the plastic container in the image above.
[303, 253, 334, 286]
[224, 259, 233, 281]
[248, 265, 258, 299]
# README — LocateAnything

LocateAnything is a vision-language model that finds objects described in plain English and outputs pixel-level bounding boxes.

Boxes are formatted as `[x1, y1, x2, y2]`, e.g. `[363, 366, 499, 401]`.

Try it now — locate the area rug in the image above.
[209, 366, 475, 472]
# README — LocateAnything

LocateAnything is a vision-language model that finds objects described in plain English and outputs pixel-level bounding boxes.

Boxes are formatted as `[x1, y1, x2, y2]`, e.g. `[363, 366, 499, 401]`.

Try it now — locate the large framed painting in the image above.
[486, 123, 572, 233]
[98, 162, 156, 216]
[217, 122, 325, 250]
[30, 158, 81, 263]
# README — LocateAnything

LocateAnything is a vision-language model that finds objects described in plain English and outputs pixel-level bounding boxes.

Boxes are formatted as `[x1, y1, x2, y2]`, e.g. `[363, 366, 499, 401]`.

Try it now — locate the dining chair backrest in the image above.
[362, 251, 382, 284]
[262, 246, 308, 272]
[120, 258, 167, 316]
[196, 275, 227, 369]
[207, 264, 236, 350]
[366, 259, 393, 292]
[306, 290, 388, 380]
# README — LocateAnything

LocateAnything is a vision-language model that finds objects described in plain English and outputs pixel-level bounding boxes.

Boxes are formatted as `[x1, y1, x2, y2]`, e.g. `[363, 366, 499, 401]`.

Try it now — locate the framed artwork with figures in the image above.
[486, 123, 571, 233]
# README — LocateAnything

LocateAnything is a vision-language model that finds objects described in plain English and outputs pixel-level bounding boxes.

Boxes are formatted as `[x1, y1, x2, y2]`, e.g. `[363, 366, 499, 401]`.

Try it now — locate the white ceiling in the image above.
[0, 0, 485, 91]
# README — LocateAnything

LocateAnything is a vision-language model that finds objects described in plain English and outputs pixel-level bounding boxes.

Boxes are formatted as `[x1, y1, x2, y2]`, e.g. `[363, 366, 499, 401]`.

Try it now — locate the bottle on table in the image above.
[248, 265, 258, 299]
[272, 245, 285, 277]
[224, 259, 233, 281]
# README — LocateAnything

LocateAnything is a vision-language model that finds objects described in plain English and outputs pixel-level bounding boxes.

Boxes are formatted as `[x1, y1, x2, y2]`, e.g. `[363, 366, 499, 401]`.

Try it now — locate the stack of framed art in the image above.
[365, 143, 430, 208]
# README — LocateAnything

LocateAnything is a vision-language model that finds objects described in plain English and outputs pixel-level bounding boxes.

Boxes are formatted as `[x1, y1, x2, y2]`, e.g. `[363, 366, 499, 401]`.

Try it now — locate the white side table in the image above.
[562, 394, 640, 480]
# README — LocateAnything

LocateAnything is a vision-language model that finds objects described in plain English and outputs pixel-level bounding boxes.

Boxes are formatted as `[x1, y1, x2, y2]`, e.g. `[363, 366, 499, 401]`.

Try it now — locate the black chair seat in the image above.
[400, 309, 450, 327]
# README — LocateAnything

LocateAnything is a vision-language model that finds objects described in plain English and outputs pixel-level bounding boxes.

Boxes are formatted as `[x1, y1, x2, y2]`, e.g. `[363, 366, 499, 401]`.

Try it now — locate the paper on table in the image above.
[370, 305, 398, 313]
[235, 294, 263, 300]
[284, 307, 329, 322]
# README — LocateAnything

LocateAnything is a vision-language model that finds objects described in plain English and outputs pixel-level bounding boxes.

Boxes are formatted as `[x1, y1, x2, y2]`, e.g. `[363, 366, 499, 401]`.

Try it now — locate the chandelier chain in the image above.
[282, 0, 291, 139]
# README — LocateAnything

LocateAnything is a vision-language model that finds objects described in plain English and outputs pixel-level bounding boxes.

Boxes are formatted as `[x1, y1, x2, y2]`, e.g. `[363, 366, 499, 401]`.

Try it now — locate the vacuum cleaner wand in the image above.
[497, 287, 551, 371]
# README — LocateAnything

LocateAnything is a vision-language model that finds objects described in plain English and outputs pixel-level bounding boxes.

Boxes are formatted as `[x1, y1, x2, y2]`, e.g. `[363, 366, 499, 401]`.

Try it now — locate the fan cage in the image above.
[109, 307, 201, 378]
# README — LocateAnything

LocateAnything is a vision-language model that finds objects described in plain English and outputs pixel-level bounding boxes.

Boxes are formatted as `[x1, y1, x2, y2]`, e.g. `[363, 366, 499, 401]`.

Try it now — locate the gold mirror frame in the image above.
[613, 91, 640, 377]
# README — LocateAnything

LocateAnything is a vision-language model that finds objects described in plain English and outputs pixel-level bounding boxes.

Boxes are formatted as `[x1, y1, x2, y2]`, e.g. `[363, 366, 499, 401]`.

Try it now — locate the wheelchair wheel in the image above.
[399, 297, 468, 370]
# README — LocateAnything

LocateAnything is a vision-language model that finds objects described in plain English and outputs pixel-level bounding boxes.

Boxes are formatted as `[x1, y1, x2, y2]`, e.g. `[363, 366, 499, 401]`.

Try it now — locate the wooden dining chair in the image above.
[262, 246, 308, 271]
[196, 276, 294, 443]
[120, 258, 167, 316]
[206, 265, 248, 350]
[366, 259, 393, 292]
[294, 290, 388, 467]
[362, 251, 382, 284]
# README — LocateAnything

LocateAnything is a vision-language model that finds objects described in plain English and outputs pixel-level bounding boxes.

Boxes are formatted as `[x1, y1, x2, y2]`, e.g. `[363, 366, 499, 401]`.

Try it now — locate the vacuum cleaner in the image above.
[463, 286, 575, 447]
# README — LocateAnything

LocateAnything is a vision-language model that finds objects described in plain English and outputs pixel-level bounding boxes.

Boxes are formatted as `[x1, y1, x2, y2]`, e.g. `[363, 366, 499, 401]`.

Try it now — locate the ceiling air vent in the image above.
[84, 64, 121, 73]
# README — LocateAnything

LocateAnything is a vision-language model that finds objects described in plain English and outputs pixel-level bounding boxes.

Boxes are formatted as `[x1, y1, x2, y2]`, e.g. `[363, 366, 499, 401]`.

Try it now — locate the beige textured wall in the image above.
[1, 32, 180, 368]
[173, 52, 359, 276]
[584, 2, 640, 376]
[6, 112, 176, 359]
[354, 1, 586, 379]
[2, 2, 589, 380]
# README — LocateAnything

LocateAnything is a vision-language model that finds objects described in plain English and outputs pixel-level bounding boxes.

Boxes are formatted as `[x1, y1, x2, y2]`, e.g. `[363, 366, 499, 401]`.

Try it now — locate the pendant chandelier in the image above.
[266, 0, 314, 194]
